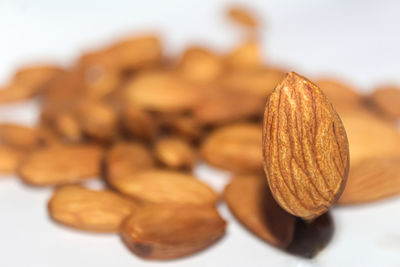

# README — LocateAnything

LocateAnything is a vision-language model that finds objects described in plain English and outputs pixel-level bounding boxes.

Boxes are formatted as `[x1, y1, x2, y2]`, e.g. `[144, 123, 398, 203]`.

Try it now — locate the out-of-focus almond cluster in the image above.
[0, 5, 400, 260]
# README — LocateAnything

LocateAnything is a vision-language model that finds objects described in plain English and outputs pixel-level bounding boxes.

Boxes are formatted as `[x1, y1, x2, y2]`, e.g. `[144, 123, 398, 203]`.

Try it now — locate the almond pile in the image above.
[1, 6, 400, 261]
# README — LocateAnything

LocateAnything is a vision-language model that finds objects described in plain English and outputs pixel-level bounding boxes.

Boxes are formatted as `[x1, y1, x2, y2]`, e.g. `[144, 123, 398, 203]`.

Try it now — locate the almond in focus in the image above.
[263, 72, 349, 220]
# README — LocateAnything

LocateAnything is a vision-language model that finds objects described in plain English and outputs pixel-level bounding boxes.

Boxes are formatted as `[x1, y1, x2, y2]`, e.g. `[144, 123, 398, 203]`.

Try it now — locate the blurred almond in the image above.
[53, 112, 82, 142]
[48, 185, 136, 232]
[160, 114, 203, 141]
[154, 137, 196, 170]
[121, 106, 157, 141]
[263, 72, 349, 220]
[224, 175, 295, 248]
[225, 39, 261, 70]
[369, 86, 400, 119]
[227, 6, 258, 29]
[338, 157, 400, 205]
[0, 123, 40, 149]
[113, 169, 217, 206]
[0, 146, 23, 174]
[19, 144, 103, 186]
[120, 205, 226, 260]
[201, 123, 263, 173]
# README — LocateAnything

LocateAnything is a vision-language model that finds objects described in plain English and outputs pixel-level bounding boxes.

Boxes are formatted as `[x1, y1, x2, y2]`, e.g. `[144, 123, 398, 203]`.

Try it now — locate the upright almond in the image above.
[263, 72, 349, 220]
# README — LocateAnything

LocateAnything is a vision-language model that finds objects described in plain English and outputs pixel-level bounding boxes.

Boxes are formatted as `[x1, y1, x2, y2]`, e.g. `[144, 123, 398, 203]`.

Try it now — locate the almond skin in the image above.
[0, 123, 40, 149]
[120, 205, 226, 260]
[263, 72, 349, 220]
[0, 146, 23, 174]
[154, 137, 196, 170]
[224, 175, 295, 248]
[338, 157, 400, 205]
[48, 185, 136, 232]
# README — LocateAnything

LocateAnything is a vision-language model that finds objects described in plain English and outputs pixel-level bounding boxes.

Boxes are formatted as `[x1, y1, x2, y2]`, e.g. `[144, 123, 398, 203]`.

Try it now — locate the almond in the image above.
[48, 185, 136, 232]
[19, 144, 103, 186]
[0, 123, 40, 149]
[121, 106, 158, 141]
[227, 6, 258, 29]
[263, 72, 349, 220]
[369, 86, 400, 119]
[338, 157, 400, 205]
[201, 123, 263, 173]
[120, 205, 226, 259]
[225, 39, 261, 70]
[112, 169, 217, 206]
[160, 114, 203, 141]
[154, 137, 196, 170]
[0, 146, 23, 174]
[224, 175, 295, 248]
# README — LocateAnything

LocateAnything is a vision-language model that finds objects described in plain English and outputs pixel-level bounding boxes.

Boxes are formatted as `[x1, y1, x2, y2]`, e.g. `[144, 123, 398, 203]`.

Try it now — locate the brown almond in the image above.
[0, 123, 40, 149]
[48, 185, 136, 232]
[19, 144, 103, 186]
[225, 39, 261, 70]
[0, 146, 23, 174]
[227, 6, 258, 29]
[224, 175, 295, 248]
[123, 71, 202, 112]
[160, 114, 203, 141]
[369, 86, 400, 119]
[53, 112, 82, 142]
[154, 137, 196, 170]
[263, 72, 349, 220]
[105, 142, 155, 187]
[121, 106, 158, 141]
[113, 169, 217, 206]
[338, 157, 400, 205]
[120, 205, 226, 260]
[201, 123, 263, 173]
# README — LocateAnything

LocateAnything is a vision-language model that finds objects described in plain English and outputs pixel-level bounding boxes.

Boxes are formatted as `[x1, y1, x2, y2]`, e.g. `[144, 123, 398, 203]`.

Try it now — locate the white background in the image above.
[1, 0, 400, 266]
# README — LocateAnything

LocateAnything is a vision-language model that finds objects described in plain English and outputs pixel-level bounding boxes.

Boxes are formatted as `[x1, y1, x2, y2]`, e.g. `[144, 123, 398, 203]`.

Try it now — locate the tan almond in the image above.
[53, 112, 82, 142]
[83, 66, 121, 99]
[224, 175, 296, 248]
[201, 123, 263, 173]
[369, 86, 400, 119]
[19, 144, 103, 186]
[225, 39, 261, 70]
[154, 137, 196, 170]
[120, 205, 226, 260]
[123, 70, 202, 112]
[48, 185, 136, 232]
[121, 106, 158, 141]
[263, 72, 349, 220]
[105, 142, 155, 187]
[113, 169, 217, 206]
[0, 146, 23, 174]
[338, 157, 400, 205]
[160, 114, 203, 141]
[0, 123, 40, 149]
[227, 6, 258, 29]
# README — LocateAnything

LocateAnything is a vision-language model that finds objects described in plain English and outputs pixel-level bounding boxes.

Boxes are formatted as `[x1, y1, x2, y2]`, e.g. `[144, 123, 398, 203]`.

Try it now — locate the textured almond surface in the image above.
[120, 205, 226, 259]
[113, 169, 217, 206]
[201, 123, 263, 173]
[0, 123, 40, 149]
[106, 142, 155, 187]
[154, 137, 195, 170]
[0, 146, 23, 174]
[338, 157, 400, 205]
[49, 185, 136, 232]
[263, 72, 349, 219]
[19, 144, 103, 186]
[224, 175, 295, 248]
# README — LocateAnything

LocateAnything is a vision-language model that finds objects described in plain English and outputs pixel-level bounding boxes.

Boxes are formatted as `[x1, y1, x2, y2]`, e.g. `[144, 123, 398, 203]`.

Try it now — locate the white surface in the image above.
[1, 0, 400, 266]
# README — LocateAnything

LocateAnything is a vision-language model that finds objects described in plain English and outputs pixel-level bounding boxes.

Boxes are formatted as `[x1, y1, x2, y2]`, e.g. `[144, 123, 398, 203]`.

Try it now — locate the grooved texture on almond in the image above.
[338, 157, 400, 205]
[120, 205, 226, 260]
[19, 144, 103, 186]
[224, 175, 295, 248]
[48, 185, 136, 232]
[263, 72, 349, 219]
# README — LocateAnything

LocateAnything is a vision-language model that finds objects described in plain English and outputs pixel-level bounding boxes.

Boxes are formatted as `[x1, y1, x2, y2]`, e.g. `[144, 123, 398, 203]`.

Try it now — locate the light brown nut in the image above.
[0, 146, 23, 174]
[19, 144, 103, 186]
[120, 205, 226, 260]
[193, 88, 265, 125]
[225, 39, 261, 70]
[160, 114, 203, 141]
[83, 66, 121, 99]
[77, 101, 117, 141]
[369, 86, 400, 119]
[53, 112, 82, 142]
[263, 72, 349, 220]
[338, 157, 400, 205]
[121, 106, 158, 141]
[178, 47, 224, 83]
[0, 65, 62, 103]
[105, 142, 155, 187]
[201, 123, 263, 173]
[123, 70, 202, 112]
[113, 169, 217, 206]
[48, 185, 136, 232]
[340, 109, 400, 166]
[220, 68, 286, 99]
[227, 6, 258, 29]
[0, 123, 40, 149]
[154, 137, 196, 170]
[315, 79, 363, 115]
[224, 175, 296, 248]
